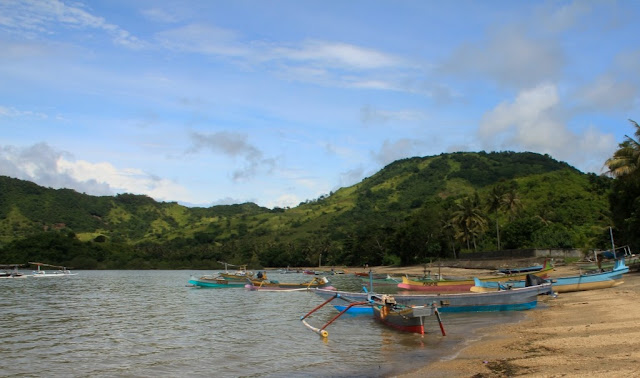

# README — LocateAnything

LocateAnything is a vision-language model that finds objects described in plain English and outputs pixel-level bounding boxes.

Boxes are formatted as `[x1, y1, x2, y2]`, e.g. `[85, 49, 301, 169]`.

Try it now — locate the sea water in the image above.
[0, 271, 528, 377]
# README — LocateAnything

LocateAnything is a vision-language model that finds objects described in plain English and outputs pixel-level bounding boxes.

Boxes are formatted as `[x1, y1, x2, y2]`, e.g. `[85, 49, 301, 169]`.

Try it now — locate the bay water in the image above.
[0, 270, 528, 377]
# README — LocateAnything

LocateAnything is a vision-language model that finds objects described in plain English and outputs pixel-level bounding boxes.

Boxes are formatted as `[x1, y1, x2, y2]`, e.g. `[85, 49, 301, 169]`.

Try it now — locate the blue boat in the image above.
[472, 258, 629, 293]
[313, 279, 553, 315]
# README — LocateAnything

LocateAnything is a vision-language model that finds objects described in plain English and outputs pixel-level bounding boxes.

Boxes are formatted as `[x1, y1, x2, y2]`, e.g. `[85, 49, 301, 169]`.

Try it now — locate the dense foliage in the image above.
[0, 151, 622, 269]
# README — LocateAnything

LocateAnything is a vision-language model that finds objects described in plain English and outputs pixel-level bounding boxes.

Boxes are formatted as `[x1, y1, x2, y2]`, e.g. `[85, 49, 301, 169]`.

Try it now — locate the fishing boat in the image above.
[313, 278, 553, 314]
[370, 294, 437, 334]
[498, 262, 544, 274]
[300, 292, 446, 338]
[245, 276, 335, 291]
[29, 262, 77, 277]
[0, 264, 28, 279]
[398, 260, 553, 292]
[217, 262, 254, 280]
[188, 275, 248, 288]
[471, 258, 629, 293]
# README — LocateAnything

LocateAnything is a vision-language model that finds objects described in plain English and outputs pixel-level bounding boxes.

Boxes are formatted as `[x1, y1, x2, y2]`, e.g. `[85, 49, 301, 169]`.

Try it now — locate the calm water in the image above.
[0, 271, 528, 377]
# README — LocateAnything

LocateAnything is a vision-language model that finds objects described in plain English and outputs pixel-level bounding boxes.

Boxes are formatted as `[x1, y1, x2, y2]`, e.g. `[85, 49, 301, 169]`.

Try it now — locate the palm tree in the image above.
[487, 184, 507, 250]
[605, 119, 640, 178]
[451, 193, 487, 251]
[503, 187, 523, 221]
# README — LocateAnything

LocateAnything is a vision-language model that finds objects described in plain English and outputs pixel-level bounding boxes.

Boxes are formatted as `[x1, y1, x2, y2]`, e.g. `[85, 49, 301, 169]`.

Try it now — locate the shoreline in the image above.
[395, 271, 640, 377]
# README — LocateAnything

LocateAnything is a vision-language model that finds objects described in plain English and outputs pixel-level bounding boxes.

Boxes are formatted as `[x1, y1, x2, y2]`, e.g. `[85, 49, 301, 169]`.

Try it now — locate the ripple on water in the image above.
[0, 271, 527, 377]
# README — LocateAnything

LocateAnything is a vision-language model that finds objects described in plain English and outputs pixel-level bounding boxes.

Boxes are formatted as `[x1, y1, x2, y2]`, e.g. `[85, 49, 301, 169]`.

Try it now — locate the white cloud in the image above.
[574, 74, 638, 112]
[441, 27, 564, 88]
[371, 138, 424, 166]
[479, 84, 617, 173]
[0, 143, 195, 203]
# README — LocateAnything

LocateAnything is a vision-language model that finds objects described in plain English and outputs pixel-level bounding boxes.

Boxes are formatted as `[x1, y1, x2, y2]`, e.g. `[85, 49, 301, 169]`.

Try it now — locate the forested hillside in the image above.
[0, 151, 615, 269]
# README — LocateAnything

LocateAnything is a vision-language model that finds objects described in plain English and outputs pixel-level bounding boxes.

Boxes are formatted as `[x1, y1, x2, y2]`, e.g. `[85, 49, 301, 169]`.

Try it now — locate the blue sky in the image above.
[1, 0, 639, 208]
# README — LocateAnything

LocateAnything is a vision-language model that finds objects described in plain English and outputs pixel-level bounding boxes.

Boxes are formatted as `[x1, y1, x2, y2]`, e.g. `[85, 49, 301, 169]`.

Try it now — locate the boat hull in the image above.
[372, 304, 434, 334]
[188, 276, 247, 288]
[399, 260, 553, 292]
[472, 259, 629, 293]
[315, 283, 552, 314]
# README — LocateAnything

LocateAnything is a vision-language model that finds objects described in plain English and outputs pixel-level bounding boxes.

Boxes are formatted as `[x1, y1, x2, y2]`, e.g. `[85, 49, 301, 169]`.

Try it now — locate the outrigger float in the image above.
[300, 292, 446, 338]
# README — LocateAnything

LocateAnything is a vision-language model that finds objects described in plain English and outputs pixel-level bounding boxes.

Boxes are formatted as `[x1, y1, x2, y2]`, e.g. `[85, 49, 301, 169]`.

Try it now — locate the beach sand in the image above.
[383, 265, 640, 377]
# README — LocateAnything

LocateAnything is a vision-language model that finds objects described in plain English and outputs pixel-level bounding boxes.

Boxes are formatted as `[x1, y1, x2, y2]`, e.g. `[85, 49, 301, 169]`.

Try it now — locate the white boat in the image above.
[0, 264, 28, 279]
[29, 262, 77, 277]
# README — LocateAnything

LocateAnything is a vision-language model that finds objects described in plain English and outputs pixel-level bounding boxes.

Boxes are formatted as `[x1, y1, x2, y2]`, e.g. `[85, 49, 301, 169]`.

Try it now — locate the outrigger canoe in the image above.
[188, 275, 248, 288]
[398, 260, 553, 292]
[314, 278, 553, 314]
[471, 258, 628, 293]
[300, 292, 446, 338]
[245, 276, 335, 291]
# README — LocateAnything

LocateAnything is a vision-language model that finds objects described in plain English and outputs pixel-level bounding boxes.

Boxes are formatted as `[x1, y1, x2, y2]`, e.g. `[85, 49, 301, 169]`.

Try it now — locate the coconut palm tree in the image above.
[503, 187, 523, 221]
[451, 193, 487, 251]
[487, 184, 507, 250]
[605, 119, 640, 178]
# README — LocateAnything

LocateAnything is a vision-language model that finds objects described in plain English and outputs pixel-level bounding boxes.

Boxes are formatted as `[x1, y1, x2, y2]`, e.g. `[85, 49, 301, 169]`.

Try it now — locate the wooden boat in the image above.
[217, 263, 254, 280]
[370, 294, 436, 334]
[314, 279, 553, 314]
[245, 276, 335, 291]
[359, 274, 402, 288]
[498, 262, 543, 274]
[471, 258, 629, 293]
[188, 275, 248, 288]
[29, 262, 77, 277]
[398, 260, 553, 292]
[0, 264, 28, 279]
[300, 292, 446, 338]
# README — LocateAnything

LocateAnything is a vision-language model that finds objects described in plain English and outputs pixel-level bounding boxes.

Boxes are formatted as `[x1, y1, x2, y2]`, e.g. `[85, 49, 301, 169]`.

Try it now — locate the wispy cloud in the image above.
[188, 131, 276, 181]
[0, 0, 144, 48]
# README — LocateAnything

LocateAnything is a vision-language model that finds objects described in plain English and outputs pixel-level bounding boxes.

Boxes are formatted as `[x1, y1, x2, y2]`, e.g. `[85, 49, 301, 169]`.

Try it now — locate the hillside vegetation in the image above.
[0, 151, 614, 269]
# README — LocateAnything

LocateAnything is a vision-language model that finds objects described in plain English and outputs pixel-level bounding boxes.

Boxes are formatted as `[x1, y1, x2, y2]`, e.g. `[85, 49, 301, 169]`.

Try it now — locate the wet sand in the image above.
[390, 266, 640, 377]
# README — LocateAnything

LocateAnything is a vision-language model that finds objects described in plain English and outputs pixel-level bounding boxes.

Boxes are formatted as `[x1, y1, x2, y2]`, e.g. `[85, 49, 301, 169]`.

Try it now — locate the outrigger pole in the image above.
[300, 293, 368, 339]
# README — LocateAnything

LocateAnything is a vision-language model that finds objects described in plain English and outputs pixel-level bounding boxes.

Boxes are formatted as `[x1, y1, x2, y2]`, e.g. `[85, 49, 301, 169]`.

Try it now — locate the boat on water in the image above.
[313, 278, 553, 314]
[398, 260, 554, 292]
[29, 262, 77, 277]
[188, 275, 248, 288]
[245, 276, 335, 291]
[0, 264, 28, 279]
[217, 263, 254, 280]
[370, 294, 437, 335]
[300, 292, 445, 337]
[472, 258, 629, 293]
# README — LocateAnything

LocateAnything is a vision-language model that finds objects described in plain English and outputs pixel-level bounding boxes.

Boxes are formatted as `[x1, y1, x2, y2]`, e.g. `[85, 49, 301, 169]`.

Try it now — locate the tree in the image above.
[487, 184, 507, 250]
[605, 119, 640, 178]
[451, 193, 487, 251]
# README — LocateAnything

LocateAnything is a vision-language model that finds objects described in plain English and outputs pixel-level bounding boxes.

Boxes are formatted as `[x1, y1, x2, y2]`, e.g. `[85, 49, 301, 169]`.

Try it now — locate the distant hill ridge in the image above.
[0, 151, 613, 269]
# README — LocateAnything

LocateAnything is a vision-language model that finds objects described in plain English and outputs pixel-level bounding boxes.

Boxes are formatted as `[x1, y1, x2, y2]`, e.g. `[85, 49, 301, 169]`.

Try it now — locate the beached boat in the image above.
[29, 262, 77, 277]
[471, 258, 629, 293]
[300, 292, 446, 338]
[370, 294, 436, 334]
[498, 262, 544, 274]
[398, 260, 553, 292]
[314, 278, 553, 314]
[245, 276, 335, 291]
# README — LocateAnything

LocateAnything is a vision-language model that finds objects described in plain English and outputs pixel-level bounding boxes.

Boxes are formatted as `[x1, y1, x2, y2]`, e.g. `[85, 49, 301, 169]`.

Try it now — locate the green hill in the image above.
[0, 151, 614, 269]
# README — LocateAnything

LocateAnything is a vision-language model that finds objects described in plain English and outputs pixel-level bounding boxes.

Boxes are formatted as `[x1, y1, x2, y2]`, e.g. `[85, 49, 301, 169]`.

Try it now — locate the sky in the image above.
[1, 0, 639, 209]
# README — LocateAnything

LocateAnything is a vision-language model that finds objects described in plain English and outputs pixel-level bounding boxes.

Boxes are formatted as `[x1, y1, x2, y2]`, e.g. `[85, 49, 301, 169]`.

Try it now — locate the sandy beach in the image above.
[380, 263, 640, 377]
